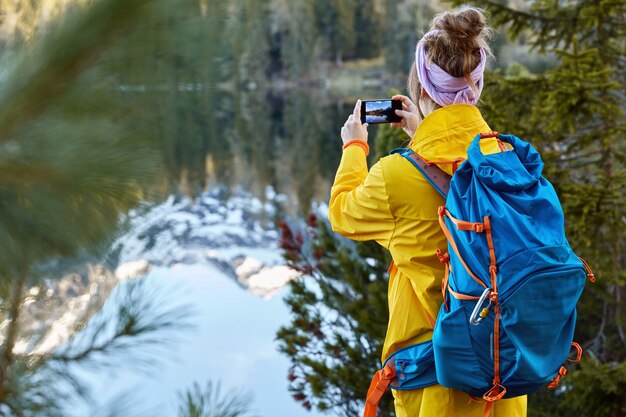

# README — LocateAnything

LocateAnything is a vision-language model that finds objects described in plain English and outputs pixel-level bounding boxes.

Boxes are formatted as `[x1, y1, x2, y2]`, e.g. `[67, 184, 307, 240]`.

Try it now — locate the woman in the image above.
[329, 7, 527, 417]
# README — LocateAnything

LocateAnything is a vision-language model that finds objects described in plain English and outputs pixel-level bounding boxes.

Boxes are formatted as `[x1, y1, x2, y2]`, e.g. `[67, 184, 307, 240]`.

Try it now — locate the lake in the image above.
[65, 86, 393, 417]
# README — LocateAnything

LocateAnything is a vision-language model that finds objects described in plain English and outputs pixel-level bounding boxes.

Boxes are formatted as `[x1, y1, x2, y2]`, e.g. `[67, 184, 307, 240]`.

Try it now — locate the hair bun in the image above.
[432, 7, 489, 53]
[421, 7, 492, 79]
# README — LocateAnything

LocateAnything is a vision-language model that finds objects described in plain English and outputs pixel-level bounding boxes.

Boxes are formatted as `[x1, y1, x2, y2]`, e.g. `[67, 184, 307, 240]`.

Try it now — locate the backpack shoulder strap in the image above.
[393, 148, 451, 198]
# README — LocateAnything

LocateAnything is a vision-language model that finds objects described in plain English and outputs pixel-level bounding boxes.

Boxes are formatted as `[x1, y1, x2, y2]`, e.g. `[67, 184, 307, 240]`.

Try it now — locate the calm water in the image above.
[71, 87, 392, 416]
[71, 265, 320, 417]
[143, 86, 391, 213]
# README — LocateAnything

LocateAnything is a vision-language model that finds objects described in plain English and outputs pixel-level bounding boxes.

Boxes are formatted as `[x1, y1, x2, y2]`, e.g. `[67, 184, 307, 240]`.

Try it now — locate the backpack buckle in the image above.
[436, 249, 450, 264]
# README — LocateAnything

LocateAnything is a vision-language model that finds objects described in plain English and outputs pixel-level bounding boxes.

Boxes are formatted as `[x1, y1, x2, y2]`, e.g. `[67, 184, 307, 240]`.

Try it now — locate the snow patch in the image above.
[115, 260, 152, 280]
[247, 266, 300, 300]
[111, 187, 297, 299]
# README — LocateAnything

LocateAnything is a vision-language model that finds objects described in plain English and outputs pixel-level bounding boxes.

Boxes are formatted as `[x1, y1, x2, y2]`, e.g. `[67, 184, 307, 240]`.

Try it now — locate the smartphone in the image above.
[361, 99, 402, 124]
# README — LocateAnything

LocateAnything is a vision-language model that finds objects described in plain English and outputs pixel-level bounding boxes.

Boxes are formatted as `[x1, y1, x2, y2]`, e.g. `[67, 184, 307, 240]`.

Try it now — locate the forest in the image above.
[0, 0, 623, 416]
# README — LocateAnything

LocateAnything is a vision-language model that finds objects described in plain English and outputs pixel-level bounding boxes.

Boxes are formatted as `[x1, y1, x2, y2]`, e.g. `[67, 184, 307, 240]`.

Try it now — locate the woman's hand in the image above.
[391, 94, 422, 139]
[341, 100, 369, 144]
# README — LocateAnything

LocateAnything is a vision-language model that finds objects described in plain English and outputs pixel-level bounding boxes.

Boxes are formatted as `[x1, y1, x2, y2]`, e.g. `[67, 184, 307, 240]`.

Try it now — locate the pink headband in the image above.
[415, 30, 486, 107]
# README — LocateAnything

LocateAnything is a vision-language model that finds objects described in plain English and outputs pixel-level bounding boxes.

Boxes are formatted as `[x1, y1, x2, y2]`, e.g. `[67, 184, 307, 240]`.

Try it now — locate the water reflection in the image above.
[137, 86, 387, 214]
[69, 264, 324, 417]
[64, 183, 333, 415]
[111, 186, 297, 298]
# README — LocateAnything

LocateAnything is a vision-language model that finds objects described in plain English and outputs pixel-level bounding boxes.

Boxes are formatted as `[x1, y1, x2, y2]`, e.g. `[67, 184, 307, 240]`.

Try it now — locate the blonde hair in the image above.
[408, 6, 492, 108]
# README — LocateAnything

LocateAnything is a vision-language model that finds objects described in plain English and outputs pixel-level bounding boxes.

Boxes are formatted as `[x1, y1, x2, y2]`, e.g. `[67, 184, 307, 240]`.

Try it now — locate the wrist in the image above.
[342, 139, 369, 155]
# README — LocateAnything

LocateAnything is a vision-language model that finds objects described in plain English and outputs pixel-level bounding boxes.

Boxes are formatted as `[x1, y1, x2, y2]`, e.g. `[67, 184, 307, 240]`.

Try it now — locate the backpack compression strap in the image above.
[363, 363, 396, 417]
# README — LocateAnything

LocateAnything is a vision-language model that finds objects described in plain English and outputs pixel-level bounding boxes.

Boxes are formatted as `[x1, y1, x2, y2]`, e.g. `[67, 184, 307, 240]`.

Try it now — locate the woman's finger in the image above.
[353, 99, 361, 121]
[393, 94, 417, 112]
[395, 109, 414, 119]
[392, 94, 412, 106]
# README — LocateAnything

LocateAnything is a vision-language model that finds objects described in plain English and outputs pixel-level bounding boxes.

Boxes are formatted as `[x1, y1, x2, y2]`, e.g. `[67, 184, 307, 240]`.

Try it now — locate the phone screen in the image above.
[361, 99, 402, 124]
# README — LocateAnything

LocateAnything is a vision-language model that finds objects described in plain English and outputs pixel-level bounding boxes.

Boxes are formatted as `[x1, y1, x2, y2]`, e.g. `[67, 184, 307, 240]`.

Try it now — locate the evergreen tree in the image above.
[458, 1, 625, 415]
[276, 216, 393, 417]
[354, 0, 382, 59]
[271, 0, 318, 79]
[381, 1, 440, 76]
[332, 0, 357, 63]
[105, 0, 231, 194]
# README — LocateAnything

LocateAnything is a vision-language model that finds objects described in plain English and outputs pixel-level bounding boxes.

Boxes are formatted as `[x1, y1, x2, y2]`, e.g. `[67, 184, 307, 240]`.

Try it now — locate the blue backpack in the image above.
[363, 132, 595, 417]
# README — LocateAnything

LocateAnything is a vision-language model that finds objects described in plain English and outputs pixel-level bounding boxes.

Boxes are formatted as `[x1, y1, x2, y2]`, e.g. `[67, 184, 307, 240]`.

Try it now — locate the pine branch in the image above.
[177, 381, 256, 417]
[471, 0, 568, 23]
[48, 326, 129, 364]
[0, 0, 151, 142]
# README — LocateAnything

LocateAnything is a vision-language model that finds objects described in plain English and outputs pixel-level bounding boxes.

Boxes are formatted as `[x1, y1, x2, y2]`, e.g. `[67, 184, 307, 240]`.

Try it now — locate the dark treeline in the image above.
[202, 0, 436, 84]
[0, 0, 550, 208]
[100, 0, 547, 204]
[93, 0, 443, 207]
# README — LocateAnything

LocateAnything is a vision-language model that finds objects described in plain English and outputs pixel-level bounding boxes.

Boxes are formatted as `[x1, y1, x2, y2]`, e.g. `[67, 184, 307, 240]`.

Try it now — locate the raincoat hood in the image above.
[410, 104, 497, 175]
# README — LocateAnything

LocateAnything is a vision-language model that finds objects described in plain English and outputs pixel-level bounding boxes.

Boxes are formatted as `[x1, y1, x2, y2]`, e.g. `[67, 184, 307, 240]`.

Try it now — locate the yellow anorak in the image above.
[329, 104, 527, 417]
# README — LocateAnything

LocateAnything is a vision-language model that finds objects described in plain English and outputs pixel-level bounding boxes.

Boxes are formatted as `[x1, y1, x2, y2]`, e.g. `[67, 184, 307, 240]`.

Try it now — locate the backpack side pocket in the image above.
[433, 302, 491, 397]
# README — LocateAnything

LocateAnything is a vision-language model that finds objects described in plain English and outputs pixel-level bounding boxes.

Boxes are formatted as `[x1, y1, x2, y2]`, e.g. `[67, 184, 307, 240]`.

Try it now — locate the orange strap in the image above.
[441, 262, 449, 311]
[496, 139, 509, 152]
[363, 364, 396, 417]
[547, 366, 567, 389]
[567, 342, 583, 363]
[547, 342, 584, 389]
[491, 302, 502, 391]
[466, 395, 493, 417]
[424, 309, 436, 328]
[483, 297, 503, 403]
[438, 207, 487, 289]
[437, 249, 451, 311]
[467, 395, 483, 405]
[443, 208, 485, 232]
[481, 215, 505, 409]
[484, 401, 493, 417]
[579, 257, 596, 282]
[483, 381, 506, 402]
[451, 160, 460, 173]
[448, 287, 481, 301]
